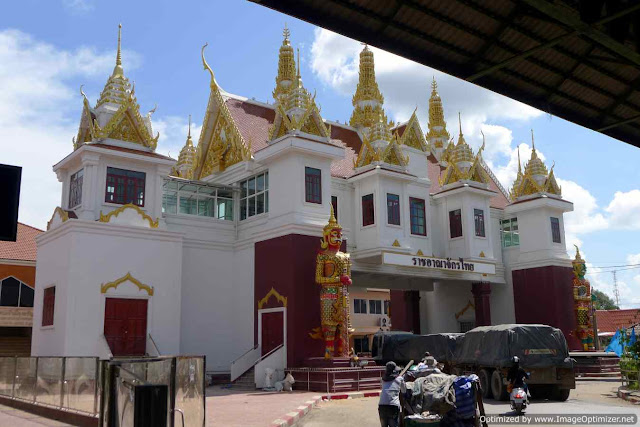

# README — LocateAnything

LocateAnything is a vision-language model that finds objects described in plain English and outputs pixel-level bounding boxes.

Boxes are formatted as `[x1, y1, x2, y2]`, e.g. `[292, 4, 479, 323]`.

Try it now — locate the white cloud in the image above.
[310, 28, 542, 163]
[558, 178, 609, 235]
[605, 190, 640, 230]
[154, 116, 202, 159]
[62, 0, 94, 13]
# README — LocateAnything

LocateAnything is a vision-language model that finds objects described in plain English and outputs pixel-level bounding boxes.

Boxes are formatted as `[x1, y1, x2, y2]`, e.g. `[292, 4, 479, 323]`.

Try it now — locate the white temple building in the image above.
[33, 26, 580, 378]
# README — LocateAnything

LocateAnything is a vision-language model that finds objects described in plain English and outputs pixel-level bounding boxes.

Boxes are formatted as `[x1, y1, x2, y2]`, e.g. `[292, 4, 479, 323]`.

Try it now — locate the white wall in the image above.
[179, 243, 255, 372]
[32, 220, 182, 358]
[421, 281, 473, 334]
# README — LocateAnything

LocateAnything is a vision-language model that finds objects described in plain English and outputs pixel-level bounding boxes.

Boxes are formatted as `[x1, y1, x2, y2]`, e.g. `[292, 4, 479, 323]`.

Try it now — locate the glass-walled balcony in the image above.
[162, 178, 234, 220]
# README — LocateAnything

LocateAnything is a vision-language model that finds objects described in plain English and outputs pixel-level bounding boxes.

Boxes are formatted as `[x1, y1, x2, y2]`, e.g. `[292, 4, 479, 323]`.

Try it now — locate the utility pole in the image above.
[613, 270, 620, 308]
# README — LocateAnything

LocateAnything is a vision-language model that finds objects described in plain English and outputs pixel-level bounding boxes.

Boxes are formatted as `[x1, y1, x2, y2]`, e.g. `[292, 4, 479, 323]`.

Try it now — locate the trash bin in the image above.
[134, 384, 168, 427]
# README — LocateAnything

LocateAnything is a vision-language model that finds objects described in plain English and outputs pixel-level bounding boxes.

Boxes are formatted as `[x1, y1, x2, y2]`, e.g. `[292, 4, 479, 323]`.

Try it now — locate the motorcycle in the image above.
[510, 386, 529, 414]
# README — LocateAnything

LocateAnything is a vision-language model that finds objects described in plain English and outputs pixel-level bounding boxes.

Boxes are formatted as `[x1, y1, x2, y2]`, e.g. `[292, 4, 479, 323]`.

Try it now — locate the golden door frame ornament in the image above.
[100, 272, 154, 296]
[258, 287, 288, 309]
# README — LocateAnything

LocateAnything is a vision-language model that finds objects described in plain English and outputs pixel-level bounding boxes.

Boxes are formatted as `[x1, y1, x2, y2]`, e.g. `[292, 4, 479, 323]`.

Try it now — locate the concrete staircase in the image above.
[232, 367, 256, 389]
[572, 352, 620, 379]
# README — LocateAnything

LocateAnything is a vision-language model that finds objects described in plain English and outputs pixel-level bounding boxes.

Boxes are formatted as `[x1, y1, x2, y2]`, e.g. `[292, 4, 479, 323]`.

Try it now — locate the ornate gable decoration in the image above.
[99, 204, 159, 228]
[73, 25, 159, 151]
[171, 116, 197, 179]
[399, 109, 428, 152]
[47, 207, 70, 231]
[194, 44, 252, 179]
[509, 131, 562, 200]
[100, 272, 154, 296]
[439, 114, 490, 186]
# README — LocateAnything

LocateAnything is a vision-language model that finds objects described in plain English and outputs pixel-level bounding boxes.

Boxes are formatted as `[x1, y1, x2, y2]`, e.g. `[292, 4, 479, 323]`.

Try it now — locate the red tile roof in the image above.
[596, 309, 640, 334]
[0, 223, 43, 262]
[221, 95, 511, 207]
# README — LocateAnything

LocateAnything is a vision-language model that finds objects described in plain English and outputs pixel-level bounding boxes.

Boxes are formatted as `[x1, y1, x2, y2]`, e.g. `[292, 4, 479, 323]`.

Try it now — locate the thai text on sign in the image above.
[382, 252, 496, 275]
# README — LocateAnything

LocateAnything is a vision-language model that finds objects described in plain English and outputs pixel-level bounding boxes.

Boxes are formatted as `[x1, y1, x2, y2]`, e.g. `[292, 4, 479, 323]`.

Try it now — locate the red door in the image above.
[104, 298, 148, 356]
[261, 311, 284, 356]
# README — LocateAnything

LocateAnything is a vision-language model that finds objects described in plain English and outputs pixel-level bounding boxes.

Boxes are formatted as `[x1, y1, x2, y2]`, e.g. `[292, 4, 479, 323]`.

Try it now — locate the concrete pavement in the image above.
[299, 380, 639, 427]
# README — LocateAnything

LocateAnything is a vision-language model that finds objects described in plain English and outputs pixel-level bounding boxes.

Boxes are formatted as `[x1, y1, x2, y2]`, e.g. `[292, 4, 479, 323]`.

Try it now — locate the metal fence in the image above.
[0, 355, 206, 427]
[102, 355, 206, 427]
[0, 356, 101, 415]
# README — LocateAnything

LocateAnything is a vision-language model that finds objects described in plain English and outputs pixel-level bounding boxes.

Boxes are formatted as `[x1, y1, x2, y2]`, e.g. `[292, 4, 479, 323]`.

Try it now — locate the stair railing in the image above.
[230, 344, 261, 382]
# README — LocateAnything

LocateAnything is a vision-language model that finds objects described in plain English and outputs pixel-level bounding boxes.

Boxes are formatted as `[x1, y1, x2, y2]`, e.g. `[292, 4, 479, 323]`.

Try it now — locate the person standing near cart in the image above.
[378, 361, 406, 427]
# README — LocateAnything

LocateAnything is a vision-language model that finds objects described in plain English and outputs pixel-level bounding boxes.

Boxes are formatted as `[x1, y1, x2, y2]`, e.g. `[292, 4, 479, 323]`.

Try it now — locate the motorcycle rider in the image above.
[507, 356, 530, 396]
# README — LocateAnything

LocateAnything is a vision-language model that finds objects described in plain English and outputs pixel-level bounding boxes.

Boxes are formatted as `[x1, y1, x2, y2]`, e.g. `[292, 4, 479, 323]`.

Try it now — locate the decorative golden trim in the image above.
[479, 251, 485, 258]
[416, 249, 424, 256]
[100, 272, 154, 296]
[455, 300, 475, 320]
[258, 287, 288, 309]
[47, 207, 70, 231]
[99, 204, 159, 228]
[392, 239, 401, 247]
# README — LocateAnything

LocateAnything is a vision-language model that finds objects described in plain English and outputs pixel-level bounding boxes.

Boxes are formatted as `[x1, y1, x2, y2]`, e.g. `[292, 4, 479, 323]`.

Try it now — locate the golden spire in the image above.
[517, 146, 522, 174]
[350, 44, 387, 130]
[525, 129, 548, 176]
[273, 24, 297, 100]
[173, 114, 196, 178]
[114, 23, 123, 76]
[426, 77, 450, 147]
[324, 204, 341, 233]
[573, 244, 584, 263]
[452, 112, 473, 164]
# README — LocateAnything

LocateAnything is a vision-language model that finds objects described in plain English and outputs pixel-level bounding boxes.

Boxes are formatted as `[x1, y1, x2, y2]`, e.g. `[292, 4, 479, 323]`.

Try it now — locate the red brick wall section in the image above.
[512, 266, 581, 350]
[0, 264, 36, 287]
[254, 234, 325, 367]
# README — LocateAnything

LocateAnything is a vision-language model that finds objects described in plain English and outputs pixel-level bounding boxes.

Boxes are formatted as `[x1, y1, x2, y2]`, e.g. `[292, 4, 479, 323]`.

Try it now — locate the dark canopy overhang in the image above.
[251, 0, 640, 148]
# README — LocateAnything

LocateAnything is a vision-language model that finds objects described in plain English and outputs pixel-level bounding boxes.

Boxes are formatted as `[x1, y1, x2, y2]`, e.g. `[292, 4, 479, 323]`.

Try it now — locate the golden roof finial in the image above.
[283, 23, 290, 45]
[517, 146, 522, 173]
[458, 112, 462, 137]
[201, 43, 216, 88]
[113, 24, 124, 77]
[296, 47, 300, 78]
[531, 128, 536, 151]
[187, 114, 192, 139]
[431, 76, 437, 92]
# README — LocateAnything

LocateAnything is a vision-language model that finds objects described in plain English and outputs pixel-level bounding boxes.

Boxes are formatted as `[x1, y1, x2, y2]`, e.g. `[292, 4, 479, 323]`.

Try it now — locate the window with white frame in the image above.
[162, 179, 233, 220]
[240, 172, 269, 220]
[0, 277, 34, 307]
[354, 299, 367, 314]
[500, 218, 520, 247]
[68, 169, 83, 208]
[369, 300, 382, 315]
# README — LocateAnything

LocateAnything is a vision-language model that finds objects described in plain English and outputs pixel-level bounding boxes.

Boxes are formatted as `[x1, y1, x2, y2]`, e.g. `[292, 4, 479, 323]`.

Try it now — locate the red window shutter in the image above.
[42, 287, 55, 326]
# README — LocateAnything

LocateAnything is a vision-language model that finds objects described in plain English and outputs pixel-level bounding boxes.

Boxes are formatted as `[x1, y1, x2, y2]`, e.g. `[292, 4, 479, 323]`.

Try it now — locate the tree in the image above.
[593, 289, 619, 310]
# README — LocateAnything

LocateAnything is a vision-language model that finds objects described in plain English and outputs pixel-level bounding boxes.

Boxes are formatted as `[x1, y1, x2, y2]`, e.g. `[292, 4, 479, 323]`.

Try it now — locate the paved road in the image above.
[299, 380, 639, 427]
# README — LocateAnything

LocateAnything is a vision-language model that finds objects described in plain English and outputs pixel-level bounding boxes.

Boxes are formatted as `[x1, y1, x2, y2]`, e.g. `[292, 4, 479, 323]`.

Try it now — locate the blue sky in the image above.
[2, 0, 639, 306]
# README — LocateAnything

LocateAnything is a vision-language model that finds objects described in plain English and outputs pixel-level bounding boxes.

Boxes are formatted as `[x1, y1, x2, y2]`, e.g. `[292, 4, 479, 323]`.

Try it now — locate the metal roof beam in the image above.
[466, 5, 520, 69]
[457, 0, 635, 88]
[521, 0, 640, 67]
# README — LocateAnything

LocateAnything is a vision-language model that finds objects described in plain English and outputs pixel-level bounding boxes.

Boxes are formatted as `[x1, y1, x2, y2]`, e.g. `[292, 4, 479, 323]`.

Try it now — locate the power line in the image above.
[588, 263, 640, 269]
[588, 265, 640, 275]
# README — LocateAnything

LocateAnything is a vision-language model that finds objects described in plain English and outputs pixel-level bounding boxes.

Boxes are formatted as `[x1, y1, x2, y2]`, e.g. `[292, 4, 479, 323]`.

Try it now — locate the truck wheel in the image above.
[553, 387, 570, 401]
[479, 369, 491, 399]
[491, 370, 508, 401]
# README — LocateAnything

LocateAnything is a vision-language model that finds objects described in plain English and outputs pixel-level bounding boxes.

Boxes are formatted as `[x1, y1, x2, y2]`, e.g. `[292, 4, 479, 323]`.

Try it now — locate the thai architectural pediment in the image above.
[439, 117, 489, 186]
[73, 25, 159, 152]
[509, 131, 562, 201]
[99, 204, 159, 228]
[398, 110, 428, 152]
[194, 44, 252, 179]
[100, 272, 154, 296]
[47, 207, 70, 231]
